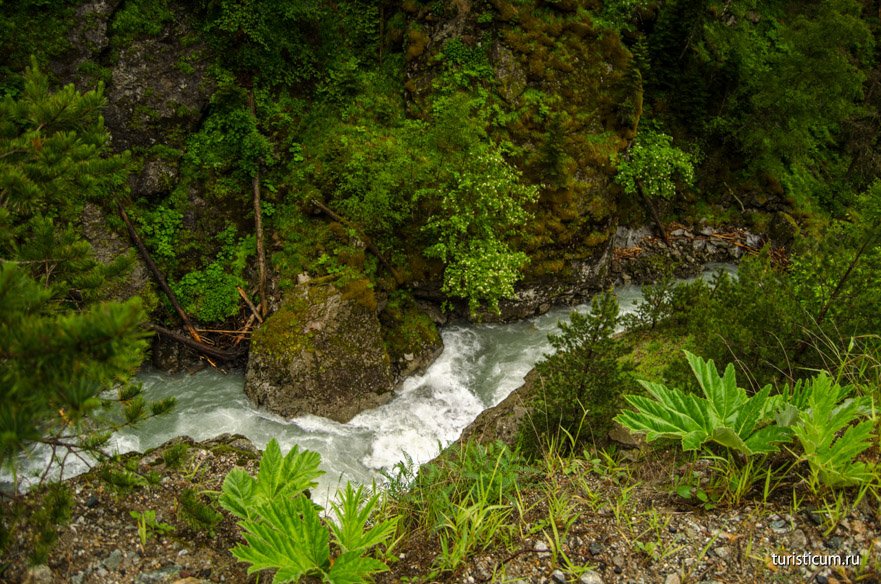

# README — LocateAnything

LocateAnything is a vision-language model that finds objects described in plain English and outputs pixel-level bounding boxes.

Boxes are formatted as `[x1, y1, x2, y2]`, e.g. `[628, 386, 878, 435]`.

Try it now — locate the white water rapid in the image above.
[4, 265, 734, 502]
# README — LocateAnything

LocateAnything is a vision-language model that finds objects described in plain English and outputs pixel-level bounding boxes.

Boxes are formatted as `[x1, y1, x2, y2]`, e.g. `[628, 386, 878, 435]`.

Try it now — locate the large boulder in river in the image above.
[245, 280, 395, 423]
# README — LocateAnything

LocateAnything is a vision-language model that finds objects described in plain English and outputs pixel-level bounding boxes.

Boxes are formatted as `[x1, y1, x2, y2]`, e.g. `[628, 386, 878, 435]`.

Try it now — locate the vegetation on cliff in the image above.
[2, 0, 881, 581]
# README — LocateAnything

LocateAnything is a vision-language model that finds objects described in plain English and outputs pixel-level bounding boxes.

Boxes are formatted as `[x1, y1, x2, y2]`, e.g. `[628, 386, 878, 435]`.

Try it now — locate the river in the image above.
[4, 265, 734, 502]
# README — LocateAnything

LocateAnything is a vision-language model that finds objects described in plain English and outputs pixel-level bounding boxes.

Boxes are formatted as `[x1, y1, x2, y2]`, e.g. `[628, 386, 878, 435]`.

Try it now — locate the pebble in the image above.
[713, 546, 731, 560]
[770, 519, 789, 533]
[790, 529, 808, 549]
[551, 569, 566, 583]
[815, 575, 829, 584]
[474, 561, 492, 581]
[589, 542, 604, 556]
[23, 565, 53, 584]
[534, 541, 549, 552]
[825, 536, 843, 550]
[579, 571, 603, 584]
[103, 548, 123, 570]
[136, 565, 182, 584]
[664, 575, 681, 584]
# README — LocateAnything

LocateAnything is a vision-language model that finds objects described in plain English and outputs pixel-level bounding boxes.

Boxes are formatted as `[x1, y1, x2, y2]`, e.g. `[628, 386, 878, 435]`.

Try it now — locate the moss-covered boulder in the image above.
[244, 280, 395, 423]
[380, 293, 444, 381]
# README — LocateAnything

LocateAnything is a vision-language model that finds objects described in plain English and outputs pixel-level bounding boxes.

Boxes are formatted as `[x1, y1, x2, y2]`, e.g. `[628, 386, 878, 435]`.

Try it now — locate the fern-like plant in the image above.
[791, 373, 877, 488]
[219, 439, 397, 583]
[615, 351, 792, 456]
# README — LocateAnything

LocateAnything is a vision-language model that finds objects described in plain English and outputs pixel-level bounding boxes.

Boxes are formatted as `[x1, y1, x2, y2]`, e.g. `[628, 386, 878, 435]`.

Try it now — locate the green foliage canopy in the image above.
[614, 128, 695, 200]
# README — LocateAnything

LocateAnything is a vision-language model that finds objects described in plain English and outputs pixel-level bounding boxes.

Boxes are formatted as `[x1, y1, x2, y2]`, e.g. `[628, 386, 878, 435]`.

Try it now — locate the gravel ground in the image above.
[4, 436, 880, 584]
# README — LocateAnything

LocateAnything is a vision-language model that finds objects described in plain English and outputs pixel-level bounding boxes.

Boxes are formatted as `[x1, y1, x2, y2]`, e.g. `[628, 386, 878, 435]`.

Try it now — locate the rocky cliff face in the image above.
[244, 281, 396, 423]
[402, 0, 642, 320]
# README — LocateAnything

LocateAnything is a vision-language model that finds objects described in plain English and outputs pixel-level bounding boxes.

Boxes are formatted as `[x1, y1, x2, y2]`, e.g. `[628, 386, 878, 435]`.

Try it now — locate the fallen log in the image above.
[149, 324, 245, 362]
[237, 286, 264, 324]
[118, 205, 203, 343]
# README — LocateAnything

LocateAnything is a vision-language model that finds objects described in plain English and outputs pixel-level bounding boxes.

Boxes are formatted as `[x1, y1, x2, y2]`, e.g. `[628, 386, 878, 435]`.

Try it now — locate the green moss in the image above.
[209, 443, 259, 462]
[250, 289, 318, 362]
[407, 27, 430, 61]
[340, 278, 378, 311]
[77, 60, 113, 86]
[111, 0, 174, 46]
[381, 292, 440, 362]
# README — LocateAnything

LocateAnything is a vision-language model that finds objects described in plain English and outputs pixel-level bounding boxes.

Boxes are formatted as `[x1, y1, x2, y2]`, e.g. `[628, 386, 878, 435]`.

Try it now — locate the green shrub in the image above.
[615, 351, 792, 456]
[111, 0, 174, 43]
[617, 352, 879, 490]
[791, 373, 877, 489]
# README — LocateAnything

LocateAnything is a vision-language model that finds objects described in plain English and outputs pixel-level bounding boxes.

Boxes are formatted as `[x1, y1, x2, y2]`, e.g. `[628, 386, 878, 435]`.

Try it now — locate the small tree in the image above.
[423, 145, 538, 314]
[522, 291, 631, 451]
[614, 128, 694, 243]
[0, 61, 167, 485]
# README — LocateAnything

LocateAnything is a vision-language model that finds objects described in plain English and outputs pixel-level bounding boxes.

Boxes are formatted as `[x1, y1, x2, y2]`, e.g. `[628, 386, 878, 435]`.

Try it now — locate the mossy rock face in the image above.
[101, 3, 214, 151]
[245, 281, 395, 423]
[403, 0, 640, 307]
[380, 293, 444, 381]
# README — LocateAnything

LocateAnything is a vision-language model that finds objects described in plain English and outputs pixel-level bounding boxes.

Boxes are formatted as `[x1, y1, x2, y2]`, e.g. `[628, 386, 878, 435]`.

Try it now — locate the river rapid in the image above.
[5, 265, 734, 503]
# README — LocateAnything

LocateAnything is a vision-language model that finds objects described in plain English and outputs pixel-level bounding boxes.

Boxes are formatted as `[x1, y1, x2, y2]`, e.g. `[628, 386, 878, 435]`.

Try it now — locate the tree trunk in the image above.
[118, 205, 203, 343]
[248, 89, 268, 316]
[637, 180, 671, 247]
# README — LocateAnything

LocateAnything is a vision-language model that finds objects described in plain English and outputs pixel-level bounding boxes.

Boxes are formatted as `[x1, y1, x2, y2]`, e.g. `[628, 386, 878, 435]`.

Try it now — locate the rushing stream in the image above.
[5, 265, 734, 503]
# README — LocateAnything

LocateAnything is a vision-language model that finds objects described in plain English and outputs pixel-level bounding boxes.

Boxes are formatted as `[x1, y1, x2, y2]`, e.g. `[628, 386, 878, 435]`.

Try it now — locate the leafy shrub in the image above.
[171, 227, 254, 323]
[172, 263, 243, 323]
[617, 352, 879, 490]
[422, 146, 538, 314]
[614, 128, 695, 201]
[615, 351, 792, 456]
[791, 373, 877, 488]
[666, 255, 805, 386]
[111, 0, 174, 43]
[134, 205, 182, 261]
[219, 439, 397, 583]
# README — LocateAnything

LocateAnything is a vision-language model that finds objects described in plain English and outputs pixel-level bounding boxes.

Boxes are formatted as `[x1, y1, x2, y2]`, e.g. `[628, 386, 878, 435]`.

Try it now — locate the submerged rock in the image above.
[245, 280, 395, 423]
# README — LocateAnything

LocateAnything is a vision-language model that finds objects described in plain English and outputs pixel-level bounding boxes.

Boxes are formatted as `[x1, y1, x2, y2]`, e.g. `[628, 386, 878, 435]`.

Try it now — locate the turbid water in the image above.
[5, 265, 735, 502]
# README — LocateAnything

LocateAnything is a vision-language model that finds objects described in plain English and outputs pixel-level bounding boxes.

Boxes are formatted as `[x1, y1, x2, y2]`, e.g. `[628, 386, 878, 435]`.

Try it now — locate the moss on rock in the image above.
[245, 280, 395, 423]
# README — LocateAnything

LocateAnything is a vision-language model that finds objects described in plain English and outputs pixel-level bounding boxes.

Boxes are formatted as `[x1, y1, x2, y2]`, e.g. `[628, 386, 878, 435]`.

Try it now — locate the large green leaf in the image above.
[615, 351, 789, 456]
[254, 438, 323, 501]
[233, 496, 330, 582]
[219, 468, 256, 520]
[327, 551, 389, 584]
[221, 440, 397, 583]
[330, 483, 398, 554]
[793, 373, 877, 487]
